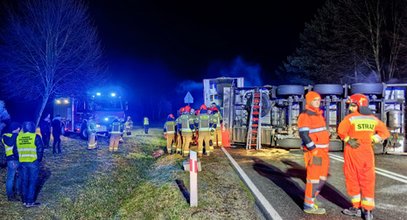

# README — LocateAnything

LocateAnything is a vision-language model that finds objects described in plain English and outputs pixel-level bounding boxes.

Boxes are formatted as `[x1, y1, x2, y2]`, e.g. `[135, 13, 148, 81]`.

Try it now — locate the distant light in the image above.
[104, 117, 109, 121]
[63, 99, 69, 104]
[96, 92, 101, 96]
[56, 99, 61, 104]
[111, 92, 116, 97]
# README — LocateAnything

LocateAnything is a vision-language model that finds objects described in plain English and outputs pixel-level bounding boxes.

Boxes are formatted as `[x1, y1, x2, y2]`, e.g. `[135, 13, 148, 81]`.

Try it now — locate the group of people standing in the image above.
[164, 103, 222, 157]
[2, 121, 43, 207]
[298, 91, 389, 220]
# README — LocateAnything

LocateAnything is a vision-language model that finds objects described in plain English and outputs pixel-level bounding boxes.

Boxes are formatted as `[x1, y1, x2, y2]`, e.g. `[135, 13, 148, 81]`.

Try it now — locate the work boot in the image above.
[25, 202, 41, 208]
[342, 207, 362, 217]
[304, 206, 326, 215]
[363, 210, 373, 220]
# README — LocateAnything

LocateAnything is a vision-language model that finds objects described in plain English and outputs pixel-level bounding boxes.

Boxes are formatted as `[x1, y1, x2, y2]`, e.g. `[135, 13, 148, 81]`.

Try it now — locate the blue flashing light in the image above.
[96, 92, 101, 96]
[104, 117, 109, 121]
[111, 92, 116, 97]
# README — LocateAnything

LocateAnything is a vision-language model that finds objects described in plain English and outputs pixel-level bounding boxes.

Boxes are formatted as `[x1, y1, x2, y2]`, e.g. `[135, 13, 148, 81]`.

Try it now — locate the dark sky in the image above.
[1, 0, 327, 121]
[88, 0, 326, 86]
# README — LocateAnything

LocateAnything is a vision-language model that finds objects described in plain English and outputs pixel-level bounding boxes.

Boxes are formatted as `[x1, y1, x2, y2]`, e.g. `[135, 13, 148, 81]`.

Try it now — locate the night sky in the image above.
[1, 0, 326, 121]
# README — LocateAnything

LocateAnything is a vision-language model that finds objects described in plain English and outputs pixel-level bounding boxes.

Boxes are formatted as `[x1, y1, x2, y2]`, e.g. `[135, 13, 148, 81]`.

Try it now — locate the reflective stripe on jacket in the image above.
[16, 133, 37, 163]
[2, 133, 14, 156]
[297, 107, 330, 151]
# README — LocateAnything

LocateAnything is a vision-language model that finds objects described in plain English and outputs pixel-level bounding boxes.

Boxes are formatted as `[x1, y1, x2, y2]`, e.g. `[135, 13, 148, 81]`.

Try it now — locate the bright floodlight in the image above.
[56, 99, 61, 104]
[104, 117, 109, 121]
[111, 92, 116, 97]
[63, 99, 69, 104]
[96, 92, 101, 96]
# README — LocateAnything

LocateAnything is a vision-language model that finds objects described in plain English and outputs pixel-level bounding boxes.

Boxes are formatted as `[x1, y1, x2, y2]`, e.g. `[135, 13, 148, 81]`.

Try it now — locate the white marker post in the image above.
[189, 150, 198, 207]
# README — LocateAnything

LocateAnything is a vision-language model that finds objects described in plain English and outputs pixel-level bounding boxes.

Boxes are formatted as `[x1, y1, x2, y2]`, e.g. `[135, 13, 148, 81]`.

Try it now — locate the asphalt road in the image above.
[226, 147, 407, 220]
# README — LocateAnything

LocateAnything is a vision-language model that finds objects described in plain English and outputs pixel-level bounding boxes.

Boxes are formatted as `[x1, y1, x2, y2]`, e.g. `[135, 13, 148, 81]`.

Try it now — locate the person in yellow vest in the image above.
[143, 117, 149, 134]
[15, 121, 43, 208]
[87, 115, 97, 150]
[175, 108, 184, 154]
[163, 114, 176, 154]
[2, 122, 21, 201]
[212, 109, 223, 147]
[109, 118, 123, 152]
[197, 105, 217, 157]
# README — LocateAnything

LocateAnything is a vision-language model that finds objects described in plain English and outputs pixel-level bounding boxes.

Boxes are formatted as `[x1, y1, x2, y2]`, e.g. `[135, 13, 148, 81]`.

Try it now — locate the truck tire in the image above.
[277, 85, 305, 96]
[329, 139, 343, 152]
[313, 84, 344, 95]
[351, 83, 383, 95]
[275, 138, 302, 149]
[80, 124, 88, 140]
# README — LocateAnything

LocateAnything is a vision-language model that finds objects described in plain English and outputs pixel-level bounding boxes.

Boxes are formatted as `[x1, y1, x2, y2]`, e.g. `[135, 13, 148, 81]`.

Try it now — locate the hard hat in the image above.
[184, 105, 191, 113]
[305, 91, 321, 105]
[200, 104, 207, 110]
[347, 93, 368, 107]
[180, 107, 185, 113]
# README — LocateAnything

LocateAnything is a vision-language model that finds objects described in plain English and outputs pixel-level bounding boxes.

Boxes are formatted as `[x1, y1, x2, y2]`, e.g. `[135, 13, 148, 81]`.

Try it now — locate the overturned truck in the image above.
[206, 78, 407, 154]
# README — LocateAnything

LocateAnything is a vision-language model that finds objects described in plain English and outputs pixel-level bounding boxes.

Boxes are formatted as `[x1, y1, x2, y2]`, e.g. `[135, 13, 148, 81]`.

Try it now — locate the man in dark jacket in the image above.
[15, 121, 43, 208]
[51, 115, 62, 154]
[39, 114, 51, 148]
[2, 122, 21, 201]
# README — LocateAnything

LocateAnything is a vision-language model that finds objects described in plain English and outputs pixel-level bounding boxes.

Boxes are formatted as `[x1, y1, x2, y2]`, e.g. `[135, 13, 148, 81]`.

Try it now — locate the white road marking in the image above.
[329, 153, 407, 184]
[222, 147, 283, 220]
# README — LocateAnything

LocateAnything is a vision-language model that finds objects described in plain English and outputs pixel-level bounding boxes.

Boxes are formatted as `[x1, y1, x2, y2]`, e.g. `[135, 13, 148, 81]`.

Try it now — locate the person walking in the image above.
[338, 94, 390, 220]
[163, 114, 176, 154]
[143, 117, 149, 134]
[87, 115, 97, 150]
[51, 115, 62, 154]
[39, 114, 51, 148]
[109, 118, 123, 152]
[298, 91, 330, 215]
[175, 108, 184, 154]
[15, 121, 43, 208]
[124, 116, 133, 136]
[2, 122, 21, 201]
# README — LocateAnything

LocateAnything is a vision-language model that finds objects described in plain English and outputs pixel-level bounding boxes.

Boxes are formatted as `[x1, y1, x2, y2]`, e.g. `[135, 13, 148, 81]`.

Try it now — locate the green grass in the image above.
[0, 128, 258, 219]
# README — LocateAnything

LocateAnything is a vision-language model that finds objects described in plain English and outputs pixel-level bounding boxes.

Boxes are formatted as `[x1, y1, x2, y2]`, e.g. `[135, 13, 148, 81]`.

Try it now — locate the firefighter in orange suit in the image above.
[298, 91, 330, 215]
[338, 94, 389, 220]
[163, 114, 176, 154]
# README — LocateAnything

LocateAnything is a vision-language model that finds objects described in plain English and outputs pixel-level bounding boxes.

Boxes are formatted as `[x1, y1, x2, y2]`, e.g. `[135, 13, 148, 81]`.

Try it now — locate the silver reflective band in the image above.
[306, 179, 320, 183]
[299, 127, 310, 132]
[19, 148, 36, 152]
[373, 134, 382, 141]
[309, 127, 326, 133]
[20, 154, 37, 157]
[349, 115, 376, 122]
[316, 144, 329, 148]
[306, 142, 315, 148]
[6, 147, 13, 151]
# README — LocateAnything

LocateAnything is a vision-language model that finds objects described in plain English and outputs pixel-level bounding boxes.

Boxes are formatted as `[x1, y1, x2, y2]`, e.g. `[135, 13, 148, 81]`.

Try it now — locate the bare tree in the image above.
[283, 0, 407, 83]
[0, 0, 105, 125]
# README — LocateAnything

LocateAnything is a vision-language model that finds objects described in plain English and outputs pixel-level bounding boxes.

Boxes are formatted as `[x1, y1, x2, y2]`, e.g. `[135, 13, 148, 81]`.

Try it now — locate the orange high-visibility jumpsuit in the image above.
[298, 106, 330, 209]
[338, 112, 389, 211]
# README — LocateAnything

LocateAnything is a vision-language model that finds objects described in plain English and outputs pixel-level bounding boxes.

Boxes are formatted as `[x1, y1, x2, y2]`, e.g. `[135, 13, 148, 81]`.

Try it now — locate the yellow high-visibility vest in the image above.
[16, 133, 37, 162]
[2, 133, 14, 157]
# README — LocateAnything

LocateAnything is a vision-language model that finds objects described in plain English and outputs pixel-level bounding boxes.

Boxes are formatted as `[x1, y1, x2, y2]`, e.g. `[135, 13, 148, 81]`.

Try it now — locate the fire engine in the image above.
[53, 88, 127, 139]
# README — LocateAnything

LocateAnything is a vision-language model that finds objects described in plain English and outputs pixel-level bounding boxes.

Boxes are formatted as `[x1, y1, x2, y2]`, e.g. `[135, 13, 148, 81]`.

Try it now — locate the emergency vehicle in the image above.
[53, 88, 127, 139]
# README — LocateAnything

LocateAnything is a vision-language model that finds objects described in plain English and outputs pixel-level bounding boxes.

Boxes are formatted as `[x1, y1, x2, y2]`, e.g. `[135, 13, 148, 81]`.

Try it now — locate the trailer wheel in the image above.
[313, 84, 344, 95]
[351, 83, 383, 95]
[80, 124, 88, 140]
[329, 139, 343, 152]
[275, 138, 302, 149]
[277, 85, 305, 96]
